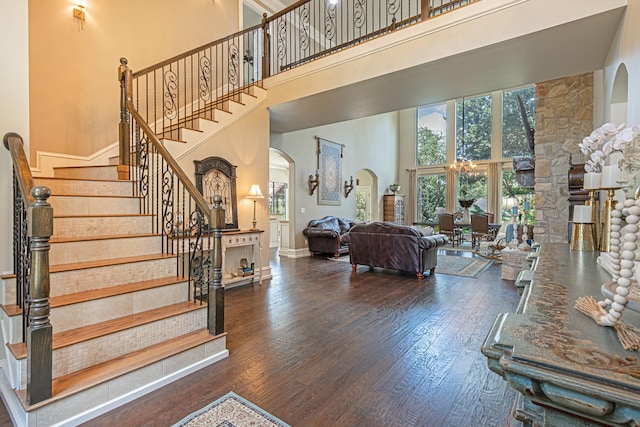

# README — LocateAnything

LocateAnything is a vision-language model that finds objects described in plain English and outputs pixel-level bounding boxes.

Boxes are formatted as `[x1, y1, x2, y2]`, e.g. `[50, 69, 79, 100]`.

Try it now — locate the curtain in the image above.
[446, 168, 457, 213]
[407, 168, 416, 224]
[487, 162, 502, 221]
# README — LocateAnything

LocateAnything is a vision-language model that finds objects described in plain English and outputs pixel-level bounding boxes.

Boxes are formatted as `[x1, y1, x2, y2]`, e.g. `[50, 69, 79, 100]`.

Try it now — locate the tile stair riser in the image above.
[34, 178, 134, 197]
[1, 309, 23, 346]
[4, 257, 178, 303]
[53, 216, 153, 239]
[12, 307, 208, 389]
[2, 280, 190, 343]
[48, 195, 139, 215]
[49, 281, 189, 333]
[53, 166, 119, 180]
[49, 235, 163, 265]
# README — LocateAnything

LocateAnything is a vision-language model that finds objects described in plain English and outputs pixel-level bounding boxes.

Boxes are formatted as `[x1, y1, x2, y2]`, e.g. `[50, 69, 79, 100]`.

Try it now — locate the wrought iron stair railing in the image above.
[128, 0, 475, 141]
[119, 59, 225, 338]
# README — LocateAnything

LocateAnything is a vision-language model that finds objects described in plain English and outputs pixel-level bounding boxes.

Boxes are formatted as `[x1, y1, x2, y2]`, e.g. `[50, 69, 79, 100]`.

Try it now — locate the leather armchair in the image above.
[303, 216, 356, 257]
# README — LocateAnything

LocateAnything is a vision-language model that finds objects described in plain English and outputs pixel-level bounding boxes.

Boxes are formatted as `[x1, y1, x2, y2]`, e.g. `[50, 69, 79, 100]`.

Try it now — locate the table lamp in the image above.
[246, 184, 264, 231]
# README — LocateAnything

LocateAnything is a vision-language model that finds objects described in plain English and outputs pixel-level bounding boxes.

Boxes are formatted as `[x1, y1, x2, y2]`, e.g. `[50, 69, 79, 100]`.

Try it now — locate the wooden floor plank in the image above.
[54, 250, 521, 426]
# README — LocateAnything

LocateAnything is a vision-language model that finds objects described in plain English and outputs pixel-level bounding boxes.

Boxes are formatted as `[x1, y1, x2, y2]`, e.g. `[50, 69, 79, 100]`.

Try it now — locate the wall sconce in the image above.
[246, 184, 264, 231]
[344, 176, 354, 198]
[74, 0, 87, 28]
[308, 170, 319, 195]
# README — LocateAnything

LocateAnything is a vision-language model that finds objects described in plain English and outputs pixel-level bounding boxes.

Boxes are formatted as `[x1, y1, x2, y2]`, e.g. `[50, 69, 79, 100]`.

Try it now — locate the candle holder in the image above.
[600, 187, 621, 252]
[308, 172, 319, 196]
[570, 222, 596, 251]
[585, 189, 600, 249]
[344, 177, 354, 198]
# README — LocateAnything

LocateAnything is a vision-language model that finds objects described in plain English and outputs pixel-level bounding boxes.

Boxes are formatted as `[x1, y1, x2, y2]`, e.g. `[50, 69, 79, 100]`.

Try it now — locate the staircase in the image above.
[0, 165, 228, 426]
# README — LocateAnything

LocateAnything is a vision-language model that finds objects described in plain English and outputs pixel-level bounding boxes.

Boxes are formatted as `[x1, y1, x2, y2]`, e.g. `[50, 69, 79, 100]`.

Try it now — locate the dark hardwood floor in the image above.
[3, 249, 520, 426]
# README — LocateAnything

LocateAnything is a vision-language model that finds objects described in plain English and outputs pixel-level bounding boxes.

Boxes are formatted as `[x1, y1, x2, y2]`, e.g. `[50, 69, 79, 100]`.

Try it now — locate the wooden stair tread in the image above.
[52, 275, 187, 307]
[50, 232, 161, 244]
[50, 253, 176, 273]
[8, 301, 206, 359]
[53, 165, 117, 170]
[2, 276, 187, 316]
[35, 177, 132, 184]
[16, 329, 222, 411]
[54, 213, 153, 219]
[49, 193, 140, 199]
[1, 253, 176, 280]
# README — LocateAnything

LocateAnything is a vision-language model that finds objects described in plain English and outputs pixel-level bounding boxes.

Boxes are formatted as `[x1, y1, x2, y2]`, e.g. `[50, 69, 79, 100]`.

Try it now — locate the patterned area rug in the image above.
[329, 254, 492, 278]
[172, 392, 290, 427]
[434, 255, 493, 278]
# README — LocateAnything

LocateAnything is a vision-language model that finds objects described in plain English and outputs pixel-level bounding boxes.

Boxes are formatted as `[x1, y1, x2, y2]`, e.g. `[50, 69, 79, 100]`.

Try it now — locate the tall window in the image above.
[503, 86, 536, 158]
[416, 104, 446, 165]
[501, 170, 534, 223]
[415, 86, 536, 223]
[456, 95, 492, 161]
[458, 173, 487, 214]
[417, 174, 446, 222]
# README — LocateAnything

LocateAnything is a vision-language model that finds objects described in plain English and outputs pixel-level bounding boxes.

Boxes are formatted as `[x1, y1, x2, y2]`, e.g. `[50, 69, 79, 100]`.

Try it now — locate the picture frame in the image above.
[194, 156, 239, 230]
[317, 137, 343, 206]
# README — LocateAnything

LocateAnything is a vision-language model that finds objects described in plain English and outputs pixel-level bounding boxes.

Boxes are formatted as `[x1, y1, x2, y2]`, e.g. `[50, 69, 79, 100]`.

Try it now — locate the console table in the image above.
[221, 230, 263, 288]
[482, 243, 640, 426]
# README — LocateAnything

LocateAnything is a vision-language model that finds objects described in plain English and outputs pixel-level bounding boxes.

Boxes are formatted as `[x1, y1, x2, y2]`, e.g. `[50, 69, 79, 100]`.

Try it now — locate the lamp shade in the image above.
[246, 184, 264, 199]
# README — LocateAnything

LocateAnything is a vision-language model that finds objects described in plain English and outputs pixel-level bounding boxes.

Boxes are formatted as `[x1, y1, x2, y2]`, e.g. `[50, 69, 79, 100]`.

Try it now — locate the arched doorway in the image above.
[355, 169, 378, 223]
[269, 148, 294, 255]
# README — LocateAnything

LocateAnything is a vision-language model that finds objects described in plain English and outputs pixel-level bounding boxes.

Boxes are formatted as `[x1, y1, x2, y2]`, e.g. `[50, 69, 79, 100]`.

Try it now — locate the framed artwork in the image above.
[317, 137, 343, 206]
[194, 156, 239, 230]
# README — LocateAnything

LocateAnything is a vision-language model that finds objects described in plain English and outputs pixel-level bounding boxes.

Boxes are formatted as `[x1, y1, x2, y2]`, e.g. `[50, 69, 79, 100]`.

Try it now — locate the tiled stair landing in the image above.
[0, 165, 227, 427]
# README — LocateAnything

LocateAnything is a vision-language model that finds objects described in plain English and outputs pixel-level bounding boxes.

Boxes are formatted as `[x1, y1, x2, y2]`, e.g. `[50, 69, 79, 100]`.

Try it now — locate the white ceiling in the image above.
[264, 5, 625, 134]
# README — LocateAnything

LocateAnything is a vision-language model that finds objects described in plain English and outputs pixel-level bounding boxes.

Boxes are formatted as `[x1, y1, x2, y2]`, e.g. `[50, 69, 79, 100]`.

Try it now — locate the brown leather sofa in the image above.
[303, 216, 356, 257]
[345, 222, 448, 279]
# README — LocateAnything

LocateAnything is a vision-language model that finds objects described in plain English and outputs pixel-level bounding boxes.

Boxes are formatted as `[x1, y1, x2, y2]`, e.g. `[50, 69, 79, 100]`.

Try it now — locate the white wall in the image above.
[603, 0, 640, 125]
[272, 111, 399, 251]
[0, 0, 29, 364]
[1, 0, 30, 273]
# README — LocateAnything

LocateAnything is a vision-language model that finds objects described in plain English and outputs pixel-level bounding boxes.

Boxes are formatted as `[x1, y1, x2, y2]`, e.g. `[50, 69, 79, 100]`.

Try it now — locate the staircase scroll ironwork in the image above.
[119, 59, 225, 337]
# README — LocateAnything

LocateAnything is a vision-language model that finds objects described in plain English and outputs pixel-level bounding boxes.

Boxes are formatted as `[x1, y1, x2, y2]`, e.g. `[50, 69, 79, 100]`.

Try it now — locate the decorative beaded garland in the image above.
[598, 198, 640, 327]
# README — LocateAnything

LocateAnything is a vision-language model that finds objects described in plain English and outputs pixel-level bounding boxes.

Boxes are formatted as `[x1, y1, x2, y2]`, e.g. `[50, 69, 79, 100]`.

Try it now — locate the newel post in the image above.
[117, 57, 132, 180]
[209, 196, 225, 335]
[26, 186, 53, 405]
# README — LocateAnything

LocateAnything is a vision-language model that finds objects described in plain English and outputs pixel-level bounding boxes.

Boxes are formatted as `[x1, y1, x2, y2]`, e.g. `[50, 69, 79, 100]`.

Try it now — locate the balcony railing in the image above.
[128, 0, 476, 141]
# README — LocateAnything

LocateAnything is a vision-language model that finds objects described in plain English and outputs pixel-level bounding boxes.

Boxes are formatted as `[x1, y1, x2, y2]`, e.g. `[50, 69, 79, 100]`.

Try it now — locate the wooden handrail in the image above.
[3, 132, 35, 207]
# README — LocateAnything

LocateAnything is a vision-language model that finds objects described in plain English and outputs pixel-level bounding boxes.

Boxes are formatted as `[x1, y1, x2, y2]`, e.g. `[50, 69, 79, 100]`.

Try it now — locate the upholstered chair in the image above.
[471, 213, 490, 247]
[438, 213, 461, 247]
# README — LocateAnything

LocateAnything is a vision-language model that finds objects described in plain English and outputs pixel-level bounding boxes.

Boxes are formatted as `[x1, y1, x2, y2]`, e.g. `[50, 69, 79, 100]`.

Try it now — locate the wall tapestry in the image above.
[317, 137, 344, 206]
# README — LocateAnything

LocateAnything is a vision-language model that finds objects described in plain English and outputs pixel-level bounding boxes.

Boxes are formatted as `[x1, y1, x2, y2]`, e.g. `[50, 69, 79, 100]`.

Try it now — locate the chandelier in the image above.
[449, 158, 477, 175]
[448, 97, 478, 176]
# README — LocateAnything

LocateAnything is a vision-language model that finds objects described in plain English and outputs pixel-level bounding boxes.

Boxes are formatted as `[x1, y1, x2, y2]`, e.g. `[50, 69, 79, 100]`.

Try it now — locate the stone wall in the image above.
[533, 73, 593, 243]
